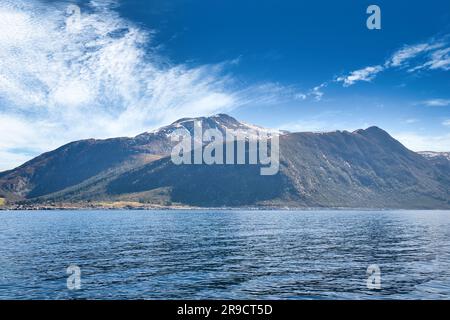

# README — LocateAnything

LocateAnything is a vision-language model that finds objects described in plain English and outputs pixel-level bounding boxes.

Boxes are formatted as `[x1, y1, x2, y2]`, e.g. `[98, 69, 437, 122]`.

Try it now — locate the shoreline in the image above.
[1, 204, 449, 211]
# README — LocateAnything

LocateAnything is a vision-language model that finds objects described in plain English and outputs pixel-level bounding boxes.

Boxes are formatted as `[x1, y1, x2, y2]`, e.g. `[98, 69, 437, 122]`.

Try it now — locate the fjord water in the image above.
[0, 210, 449, 299]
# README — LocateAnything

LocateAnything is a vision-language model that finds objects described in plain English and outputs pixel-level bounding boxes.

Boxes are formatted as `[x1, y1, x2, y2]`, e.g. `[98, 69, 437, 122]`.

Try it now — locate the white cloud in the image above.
[421, 47, 450, 71]
[335, 38, 450, 87]
[309, 83, 327, 101]
[294, 93, 307, 100]
[0, 0, 299, 171]
[443, 119, 450, 127]
[393, 132, 450, 152]
[0, 114, 62, 170]
[419, 99, 450, 107]
[386, 42, 444, 68]
[336, 65, 383, 87]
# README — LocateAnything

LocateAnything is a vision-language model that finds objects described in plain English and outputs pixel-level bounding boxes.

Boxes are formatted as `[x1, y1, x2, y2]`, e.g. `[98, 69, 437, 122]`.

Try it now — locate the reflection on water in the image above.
[0, 210, 449, 299]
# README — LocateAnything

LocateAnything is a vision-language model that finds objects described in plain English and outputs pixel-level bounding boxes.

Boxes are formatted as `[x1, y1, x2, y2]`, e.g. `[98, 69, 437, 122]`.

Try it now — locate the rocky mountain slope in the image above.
[0, 114, 449, 209]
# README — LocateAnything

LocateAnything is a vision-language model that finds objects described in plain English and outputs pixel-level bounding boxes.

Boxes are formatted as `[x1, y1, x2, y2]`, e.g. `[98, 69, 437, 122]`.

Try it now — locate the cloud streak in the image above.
[0, 0, 303, 170]
[386, 42, 444, 68]
[336, 66, 383, 87]
[336, 37, 450, 87]
[419, 99, 450, 107]
[393, 132, 450, 152]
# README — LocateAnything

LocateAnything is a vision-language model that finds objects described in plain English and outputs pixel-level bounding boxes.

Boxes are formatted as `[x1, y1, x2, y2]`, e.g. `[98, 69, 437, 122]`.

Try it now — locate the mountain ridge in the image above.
[0, 114, 449, 209]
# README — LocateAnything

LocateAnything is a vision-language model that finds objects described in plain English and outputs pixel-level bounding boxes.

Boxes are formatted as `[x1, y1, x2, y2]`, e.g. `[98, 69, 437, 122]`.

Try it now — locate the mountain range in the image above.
[0, 114, 449, 209]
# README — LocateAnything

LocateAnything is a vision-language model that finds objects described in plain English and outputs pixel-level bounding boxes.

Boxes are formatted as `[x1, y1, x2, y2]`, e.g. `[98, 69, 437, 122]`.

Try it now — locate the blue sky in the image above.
[0, 0, 449, 170]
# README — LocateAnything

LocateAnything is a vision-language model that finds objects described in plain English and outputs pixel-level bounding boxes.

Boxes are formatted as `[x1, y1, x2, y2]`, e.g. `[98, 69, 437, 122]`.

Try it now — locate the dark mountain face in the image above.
[0, 135, 171, 200]
[0, 114, 449, 209]
[107, 158, 286, 207]
[277, 130, 449, 208]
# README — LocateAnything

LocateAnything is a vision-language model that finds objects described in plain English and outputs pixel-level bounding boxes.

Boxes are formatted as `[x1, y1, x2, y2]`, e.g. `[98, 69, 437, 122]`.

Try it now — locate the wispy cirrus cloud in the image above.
[386, 41, 445, 68]
[336, 65, 383, 87]
[0, 0, 304, 170]
[408, 47, 450, 72]
[306, 83, 327, 101]
[393, 132, 450, 152]
[419, 99, 450, 107]
[336, 37, 450, 87]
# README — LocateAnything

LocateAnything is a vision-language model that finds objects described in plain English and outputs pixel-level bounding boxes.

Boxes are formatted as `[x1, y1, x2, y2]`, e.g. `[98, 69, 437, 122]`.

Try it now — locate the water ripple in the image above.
[0, 210, 449, 299]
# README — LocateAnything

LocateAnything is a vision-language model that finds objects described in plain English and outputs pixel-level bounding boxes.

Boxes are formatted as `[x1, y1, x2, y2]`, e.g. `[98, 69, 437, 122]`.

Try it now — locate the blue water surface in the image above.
[0, 210, 449, 299]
